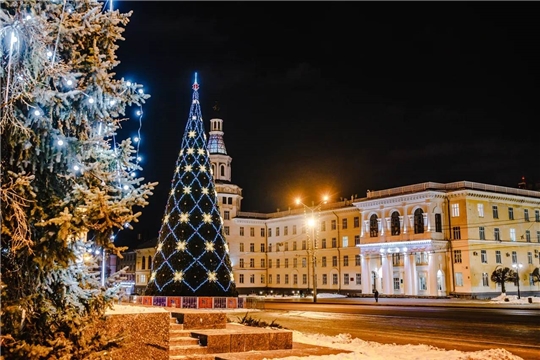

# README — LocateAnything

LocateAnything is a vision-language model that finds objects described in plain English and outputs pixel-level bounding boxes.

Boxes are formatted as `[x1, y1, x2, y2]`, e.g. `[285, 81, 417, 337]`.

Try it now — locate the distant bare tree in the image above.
[531, 268, 540, 285]
[490, 267, 517, 294]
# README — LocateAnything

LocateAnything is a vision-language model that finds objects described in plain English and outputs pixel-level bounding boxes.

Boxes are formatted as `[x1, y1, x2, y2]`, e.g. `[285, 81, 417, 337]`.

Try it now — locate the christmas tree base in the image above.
[133, 295, 244, 309]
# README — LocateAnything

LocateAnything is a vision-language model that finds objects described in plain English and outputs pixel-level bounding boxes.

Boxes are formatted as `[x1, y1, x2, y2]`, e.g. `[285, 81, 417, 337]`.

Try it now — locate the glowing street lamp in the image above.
[512, 263, 523, 299]
[295, 195, 329, 303]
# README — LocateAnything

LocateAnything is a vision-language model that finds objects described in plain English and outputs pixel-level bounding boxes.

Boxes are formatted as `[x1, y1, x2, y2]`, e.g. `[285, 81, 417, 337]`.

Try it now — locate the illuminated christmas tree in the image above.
[145, 74, 237, 297]
[1, 0, 154, 357]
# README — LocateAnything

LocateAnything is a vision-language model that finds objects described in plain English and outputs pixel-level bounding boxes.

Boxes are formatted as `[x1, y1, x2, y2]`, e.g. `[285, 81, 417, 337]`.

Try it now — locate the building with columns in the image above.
[137, 116, 540, 299]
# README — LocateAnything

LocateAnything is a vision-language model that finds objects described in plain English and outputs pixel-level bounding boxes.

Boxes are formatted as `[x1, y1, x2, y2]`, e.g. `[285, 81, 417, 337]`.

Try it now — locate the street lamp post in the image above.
[512, 263, 523, 299]
[295, 195, 329, 303]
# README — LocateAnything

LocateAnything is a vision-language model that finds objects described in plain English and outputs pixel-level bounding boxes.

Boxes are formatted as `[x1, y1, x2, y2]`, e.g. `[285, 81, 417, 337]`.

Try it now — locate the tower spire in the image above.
[145, 74, 237, 297]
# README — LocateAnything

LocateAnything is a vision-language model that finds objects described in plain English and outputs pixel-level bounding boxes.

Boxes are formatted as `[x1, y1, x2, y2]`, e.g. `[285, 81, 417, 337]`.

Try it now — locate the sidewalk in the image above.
[258, 295, 540, 310]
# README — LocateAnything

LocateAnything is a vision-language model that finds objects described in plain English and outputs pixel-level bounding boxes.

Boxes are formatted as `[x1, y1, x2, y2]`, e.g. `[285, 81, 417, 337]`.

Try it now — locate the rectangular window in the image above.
[239, 274, 244, 284]
[239, 243, 244, 252]
[284, 226, 288, 235]
[268, 274, 272, 284]
[293, 274, 298, 285]
[293, 258, 297, 268]
[276, 227, 280, 236]
[492, 205, 499, 219]
[293, 225, 297, 234]
[479, 227, 485, 240]
[285, 258, 289, 268]
[260, 259, 265, 268]
[526, 230, 531, 242]
[355, 255, 361, 266]
[285, 274, 289, 284]
[354, 216, 360, 228]
[293, 241, 297, 251]
[494, 228, 500, 241]
[302, 274, 307, 285]
[276, 259, 280, 268]
[249, 258, 254, 268]
[302, 258, 307, 268]
[332, 274, 338, 285]
[419, 274, 427, 290]
[268, 228, 272, 237]
[268, 244, 272, 252]
[452, 226, 461, 240]
[250, 274, 255, 284]
[343, 255, 349, 266]
[342, 218, 348, 230]
[536, 210, 540, 222]
[261, 228, 265, 237]
[224, 210, 230, 220]
[239, 227, 244, 236]
[321, 238, 327, 249]
[343, 274, 349, 285]
[394, 277, 400, 290]
[321, 257, 327, 267]
[512, 251, 517, 264]
[276, 275, 280, 284]
[495, 250, 502, 264]
[528, 252, 533, 264]
[268, 259, 272, 268]
[322, 274, 328, 285]
[455, 272, 463, 287]
[250, 243, 255, 252]
[508, 207, 514, 220]
[524, 209, 530, 222]
[342, 236, 348, 247]
[260, 243, 265, 252]
[354, 235, 360, 246]
[302, 240, 306, 250]
[435, 214, 442, 232]
[261, 274, 265, 284]
[477, 203, 484, 217]
[481, 250, 487, 263]
[510, 228, 516, 242]
[332, 256, 338, 267]
[453, 250, 462, 263]
[451, 203, 459, 217]
[332, 238, 337, 248]
[482, 273, 489, 286]
[356, 273, 361, 285]
[250, 227, 255, 237]
[331, 220, 337, 230]
[321, 221, 326, 231]
[537, 231, 540, 243]
[224, 226, 230, 236]
[239, 259, 244, 268]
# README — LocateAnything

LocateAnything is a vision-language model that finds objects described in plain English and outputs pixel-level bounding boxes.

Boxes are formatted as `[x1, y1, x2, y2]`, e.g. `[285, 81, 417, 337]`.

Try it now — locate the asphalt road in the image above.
[228, 300, 540, 360]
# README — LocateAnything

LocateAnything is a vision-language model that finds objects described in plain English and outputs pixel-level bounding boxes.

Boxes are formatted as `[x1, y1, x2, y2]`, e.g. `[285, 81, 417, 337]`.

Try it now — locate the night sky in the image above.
[111, 1, 540, 246]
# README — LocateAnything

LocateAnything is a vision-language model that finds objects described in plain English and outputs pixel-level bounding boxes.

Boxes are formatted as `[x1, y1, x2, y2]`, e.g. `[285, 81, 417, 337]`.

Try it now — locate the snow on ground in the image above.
[106, 293, 537, 360]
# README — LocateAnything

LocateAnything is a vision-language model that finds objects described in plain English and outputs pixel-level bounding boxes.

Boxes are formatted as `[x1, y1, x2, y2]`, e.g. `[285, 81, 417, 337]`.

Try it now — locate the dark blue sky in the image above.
[112, 1, 540, 245]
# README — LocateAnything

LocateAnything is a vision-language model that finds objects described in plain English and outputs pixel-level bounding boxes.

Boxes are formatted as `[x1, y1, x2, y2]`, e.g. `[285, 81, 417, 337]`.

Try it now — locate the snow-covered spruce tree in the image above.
[0, 1, 155, 358]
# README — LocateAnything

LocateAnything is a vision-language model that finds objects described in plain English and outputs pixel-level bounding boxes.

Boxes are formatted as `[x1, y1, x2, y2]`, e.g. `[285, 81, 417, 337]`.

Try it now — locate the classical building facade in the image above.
[136, 117, 540, 298]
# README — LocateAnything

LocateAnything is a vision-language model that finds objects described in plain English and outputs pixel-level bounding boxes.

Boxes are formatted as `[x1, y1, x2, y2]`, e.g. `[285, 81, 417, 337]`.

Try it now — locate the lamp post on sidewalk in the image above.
[295, 195, 329, 303]
[512, 263, 523, 299]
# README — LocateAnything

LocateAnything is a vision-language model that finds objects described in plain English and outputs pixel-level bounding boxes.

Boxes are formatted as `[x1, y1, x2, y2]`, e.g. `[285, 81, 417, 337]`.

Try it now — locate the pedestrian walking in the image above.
[374, 289, 379, 303]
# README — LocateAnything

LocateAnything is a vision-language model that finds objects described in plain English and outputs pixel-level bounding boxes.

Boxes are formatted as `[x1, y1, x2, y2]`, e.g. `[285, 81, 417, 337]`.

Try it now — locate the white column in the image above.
[377, 218, 383, 236]
[410, 254, 418, 295]
[385, 254, 393, 294]
[361, 254, 370, 294]
[404, 253, 412, 294]
[428, 252, 438, 296]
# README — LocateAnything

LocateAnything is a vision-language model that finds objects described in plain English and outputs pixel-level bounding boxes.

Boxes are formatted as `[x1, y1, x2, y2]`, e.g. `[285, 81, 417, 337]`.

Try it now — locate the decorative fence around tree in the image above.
[131, 296, 246, 309]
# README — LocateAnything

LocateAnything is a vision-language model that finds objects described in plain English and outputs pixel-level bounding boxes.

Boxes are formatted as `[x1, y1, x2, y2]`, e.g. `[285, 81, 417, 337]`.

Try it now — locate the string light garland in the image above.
[145, 73, 237, 297]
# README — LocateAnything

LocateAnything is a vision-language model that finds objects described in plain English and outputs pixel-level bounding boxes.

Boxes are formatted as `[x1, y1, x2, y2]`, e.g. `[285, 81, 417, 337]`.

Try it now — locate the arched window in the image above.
[141, 256, 146, 270]
[148, 256, 152, 270]
[220, 165, 225, 176]
[369, 214, 378, 237]
[391, 211, 400, 236]
[414, 208, 424, 234]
